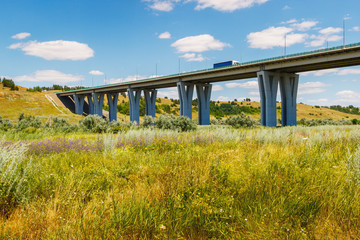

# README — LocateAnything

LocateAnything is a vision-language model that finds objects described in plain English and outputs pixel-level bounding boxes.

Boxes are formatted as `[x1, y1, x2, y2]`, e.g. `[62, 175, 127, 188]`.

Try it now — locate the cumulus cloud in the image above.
[307, 27, 343, 47]
[159, 31, 171, 39]
[180, 53, 205, 62]
[350, 26, 360, 32]
[247, 26, 308, 49]
[144, 0, 179, 11]
[193, 0, 268, 12]
[13, 70, 84, 84]
[335, 90, 360, 104]
[301, 68, 360, 76]
[291, 20, 318, 31]
[225, 81, 258, 89]
[89, 70, 104, 76]
[11, 32, 31, 40]
[298, 81, 329, 95]
[212, 85, 224, 91]
[8, 40, 94, 61]
[158, 87, 179, 99]
[172, 34, 230, 53]
[108, 75, 147, 84]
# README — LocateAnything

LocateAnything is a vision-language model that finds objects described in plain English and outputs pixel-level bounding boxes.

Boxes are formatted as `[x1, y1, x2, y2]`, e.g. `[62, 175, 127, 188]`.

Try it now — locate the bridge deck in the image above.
[57, 42, 360, 96]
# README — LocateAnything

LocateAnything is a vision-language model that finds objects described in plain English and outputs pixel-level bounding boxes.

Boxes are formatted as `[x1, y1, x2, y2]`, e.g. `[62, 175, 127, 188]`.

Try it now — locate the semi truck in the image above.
[213, 60, 239, 69]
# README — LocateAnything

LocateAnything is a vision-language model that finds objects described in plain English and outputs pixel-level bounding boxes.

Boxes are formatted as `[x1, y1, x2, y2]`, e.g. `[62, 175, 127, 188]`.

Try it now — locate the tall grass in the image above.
[0, 126, 360, 238]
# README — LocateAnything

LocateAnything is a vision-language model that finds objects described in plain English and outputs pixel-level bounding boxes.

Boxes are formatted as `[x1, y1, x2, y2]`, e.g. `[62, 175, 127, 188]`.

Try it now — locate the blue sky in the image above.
[1, 0, 360, 106]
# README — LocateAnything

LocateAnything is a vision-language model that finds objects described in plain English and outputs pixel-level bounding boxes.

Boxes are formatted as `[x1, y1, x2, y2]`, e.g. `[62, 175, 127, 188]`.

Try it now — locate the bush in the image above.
[297, 118, 352, 126]
[225, 113, 258, 128]
[79, 115, 109, 133]
[155, 115, 196, 132]
[142, 115, 155, 127]
[109, 121, 130, 133]
[44, 117, 74, 133]
[16, 113, 42, 131]
[0, 116, 13, 131]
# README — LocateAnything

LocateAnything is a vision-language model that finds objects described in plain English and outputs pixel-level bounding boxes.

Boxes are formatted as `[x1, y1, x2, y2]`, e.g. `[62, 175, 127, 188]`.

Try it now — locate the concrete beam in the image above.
[196, 84, 212, 125]
[107, 93, 119, 122]
[177, 81, 194, 119]
[257, 71, 279, 127]
[92, 92, 104, 117]
[280, 73, 299, 126]
[73, 94, 85, 115]
[127, 88, 141, 124]
[144, 89, 157, 118]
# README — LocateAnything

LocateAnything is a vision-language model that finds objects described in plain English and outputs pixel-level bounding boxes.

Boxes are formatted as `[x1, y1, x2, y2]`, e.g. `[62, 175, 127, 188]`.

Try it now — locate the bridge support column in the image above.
[107, 92, 119, 122]
[92, 92, 104, 117]
[73, 94, 85, 115]
[196, 84, 212, 125]
[257, 71, 279, 127]
[177, 81, 194, 119]
[144, 89, 157, 118]
[279, 73, 299, 126]
[127, 88, 141, 124]
[87, 94, 95, 115]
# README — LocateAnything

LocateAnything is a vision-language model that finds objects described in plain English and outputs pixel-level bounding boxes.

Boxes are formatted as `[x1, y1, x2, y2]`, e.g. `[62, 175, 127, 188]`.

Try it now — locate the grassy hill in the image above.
[1, 83, 360, 123]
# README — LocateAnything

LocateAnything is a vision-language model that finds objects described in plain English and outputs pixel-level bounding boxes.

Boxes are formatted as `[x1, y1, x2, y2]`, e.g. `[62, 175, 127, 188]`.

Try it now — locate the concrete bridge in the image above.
[56, 43, 360, 127]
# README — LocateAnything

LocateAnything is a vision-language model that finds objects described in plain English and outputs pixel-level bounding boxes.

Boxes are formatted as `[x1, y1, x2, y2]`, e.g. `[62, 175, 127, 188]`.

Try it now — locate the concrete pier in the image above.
[73, 94, 85, 115]
[127, 88, 141, 124]
[257, 71, 279, 127]
[86, 94, 95, 115]
[144, 89, 157, 117]
[177, 81, 194, 119]
[92, 92, 104, 117]
[196, 84, 212, 125]
[107, 92, 119, 122]
[280, 73, 299, 126]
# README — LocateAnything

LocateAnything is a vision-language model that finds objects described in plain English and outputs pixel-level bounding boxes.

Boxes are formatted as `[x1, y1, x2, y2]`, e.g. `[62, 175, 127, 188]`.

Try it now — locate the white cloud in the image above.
[193, 0, 268, 12]
[11, 32, 31, 40]
[247, 26, 307, 49]
[307, 27, 343, 47]
[301, 68, 360, 76]
[298, 81, 329, 95]
[108, 75, 147, 84]
[307, 98, 329, 105]
[8, 40, 94, 61]
[147, 0, 176, 11]
[13, 70, 84, 84]
[282, 5, 291, 10]
[171, 34, 230, 53]
[158, 87, 179, 99]
[291, 21, 318, 31]
[249, 91, 259, 96]
[89, 70, 104, 76]
[216, 96, 231, 102]
[212, 85, 224, 91]
[159, 31, 171, 39]
[225, 81, 258, 89]
[319, 27, 342, 35]
[335, 90, 360, 104]
[180, 53, 205, 62]
[350, 26, 360, 32]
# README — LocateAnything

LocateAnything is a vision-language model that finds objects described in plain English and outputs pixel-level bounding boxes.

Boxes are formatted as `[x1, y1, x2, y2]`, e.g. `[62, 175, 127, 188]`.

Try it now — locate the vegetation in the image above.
[210, 101, 260, 119]
[27, 84, 86, 92]
[0, 125, 360, 238]
[1, 78, 18, 91]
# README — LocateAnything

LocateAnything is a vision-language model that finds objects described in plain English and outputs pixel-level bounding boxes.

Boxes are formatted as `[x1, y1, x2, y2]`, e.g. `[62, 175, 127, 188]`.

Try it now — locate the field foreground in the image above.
[1, 126, 360, 239]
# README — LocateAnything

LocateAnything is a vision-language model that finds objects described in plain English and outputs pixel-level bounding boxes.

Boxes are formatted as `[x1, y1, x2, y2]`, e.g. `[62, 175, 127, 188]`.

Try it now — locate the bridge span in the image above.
[56, 43, 360, 127]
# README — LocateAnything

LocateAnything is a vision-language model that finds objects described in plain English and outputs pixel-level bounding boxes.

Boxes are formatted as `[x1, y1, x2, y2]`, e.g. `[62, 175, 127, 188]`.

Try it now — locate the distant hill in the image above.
[1, 83, 360, 123]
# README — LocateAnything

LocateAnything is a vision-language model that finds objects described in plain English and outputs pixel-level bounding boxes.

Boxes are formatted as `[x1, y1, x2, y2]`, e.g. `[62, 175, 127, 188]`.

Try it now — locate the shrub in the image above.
[225, 112, 258, 128]
[142, 115, 155, 127]
[44, 117, 74, 133]
[79, 115, 109, 133]
[16, 113, 42, 131]
[109, 121, 130, 133]
[155, 115, 196, 132]
[298, 118, 352, 126]
[0, 116, 13, 131]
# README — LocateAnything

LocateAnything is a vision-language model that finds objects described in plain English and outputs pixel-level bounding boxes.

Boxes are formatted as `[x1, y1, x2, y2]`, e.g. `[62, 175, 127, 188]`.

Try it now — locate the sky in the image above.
[1, 0, 360, 106]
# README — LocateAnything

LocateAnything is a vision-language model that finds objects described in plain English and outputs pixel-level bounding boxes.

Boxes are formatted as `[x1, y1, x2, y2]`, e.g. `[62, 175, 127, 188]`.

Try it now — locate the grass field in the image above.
[1, 125, 360, 239]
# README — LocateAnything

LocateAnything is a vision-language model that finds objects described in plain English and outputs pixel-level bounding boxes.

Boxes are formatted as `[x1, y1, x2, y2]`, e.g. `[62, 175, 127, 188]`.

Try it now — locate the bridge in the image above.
[56, 42, 360, 127]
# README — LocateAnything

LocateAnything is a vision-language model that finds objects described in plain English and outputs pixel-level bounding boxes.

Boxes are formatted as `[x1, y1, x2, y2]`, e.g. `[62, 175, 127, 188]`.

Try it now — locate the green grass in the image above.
[0, 126, 360, 239]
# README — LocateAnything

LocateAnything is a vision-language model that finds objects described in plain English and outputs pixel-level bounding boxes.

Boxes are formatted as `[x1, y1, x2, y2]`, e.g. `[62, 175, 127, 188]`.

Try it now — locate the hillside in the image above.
[1, 84, 360, 123]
